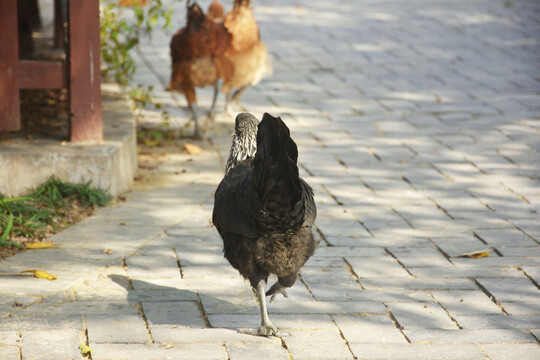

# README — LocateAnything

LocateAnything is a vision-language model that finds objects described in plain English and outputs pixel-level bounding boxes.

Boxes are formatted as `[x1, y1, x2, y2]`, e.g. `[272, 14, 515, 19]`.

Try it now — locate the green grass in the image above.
[0, 177, 112, 248]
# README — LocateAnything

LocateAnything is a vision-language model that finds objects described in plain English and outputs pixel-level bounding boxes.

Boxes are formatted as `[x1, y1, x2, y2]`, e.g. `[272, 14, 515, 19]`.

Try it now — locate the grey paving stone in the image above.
[16, 301, 138, 317]
[410, 267, 524, 279]
[451, 256, 540, 267]
[348, 343, 487, 360]
[474, 229, 538, 248]
[21, 330, 83, 360]
[300, 265, 363, 301]
[0, 315, 84, 331]
[0, 346, 18, 360]
[1, 0, 540, 359]
[86, 314, 149, 343]
[387, 302, 458, 330]
[284, 329, 353, 360]
[432, 237, 492, 258]
[90, 342, 226, 360]
[477, 278, 540, 302]
[125, 252, 181, 279]
[313, 246, 386, 257]
[479, 343, 540, 360]
[501, 301, 540, 315]
[0, 295, 40, 315]
[333, 315, 408, 344]
[150, 327, 278, 344]
[226, 343, 289, 360]
[142, 301, 205, 328]
[0, 331, 18, 346]
[208, 314, 336, 330]
[431, 290, 503, 316]
[388, 246, 454, 268]
[268, 300, 387, 315]
[453, 315, 540, 329]
[404, 328, 536, 344]
[361, 278, 476, 291]
[346, 256, 412, 278]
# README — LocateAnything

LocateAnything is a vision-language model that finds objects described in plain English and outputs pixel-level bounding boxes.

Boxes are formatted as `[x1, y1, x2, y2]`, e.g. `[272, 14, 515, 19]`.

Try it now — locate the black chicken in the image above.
[212, 112, 317, 336]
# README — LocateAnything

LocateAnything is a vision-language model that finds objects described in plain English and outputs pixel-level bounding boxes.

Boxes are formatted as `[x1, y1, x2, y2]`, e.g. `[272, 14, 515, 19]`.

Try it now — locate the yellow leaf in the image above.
[457, 250, 490, 259]
[26, 242, 53, 249]
[119, 221, 127, 226]
[79, 344, 92, 355]
[21, 270, 57, 281]
[184, 142, 203, 155]
[144, 139, 161, 147]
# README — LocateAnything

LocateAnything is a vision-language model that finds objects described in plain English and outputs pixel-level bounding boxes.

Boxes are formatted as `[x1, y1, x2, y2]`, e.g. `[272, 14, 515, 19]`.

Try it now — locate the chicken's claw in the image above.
[257, 324, 280, 337]
[266, 281, 289, 303]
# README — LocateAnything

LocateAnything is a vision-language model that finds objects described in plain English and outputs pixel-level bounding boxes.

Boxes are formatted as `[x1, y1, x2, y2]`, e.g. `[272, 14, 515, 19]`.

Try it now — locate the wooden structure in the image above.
[0, 0, 102, 142]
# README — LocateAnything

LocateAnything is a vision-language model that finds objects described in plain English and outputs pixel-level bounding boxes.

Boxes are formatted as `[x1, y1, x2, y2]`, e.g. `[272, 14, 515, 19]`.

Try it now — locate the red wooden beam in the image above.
[53, 0, 65, 49]
[19, 61, 67, 89]
[68, 0, 102, 142]
[0, 0, 21, 132]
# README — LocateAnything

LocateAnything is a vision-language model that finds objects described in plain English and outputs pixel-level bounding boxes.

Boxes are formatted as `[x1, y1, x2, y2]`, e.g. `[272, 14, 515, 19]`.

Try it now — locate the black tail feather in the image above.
[252, 113, 304, 232]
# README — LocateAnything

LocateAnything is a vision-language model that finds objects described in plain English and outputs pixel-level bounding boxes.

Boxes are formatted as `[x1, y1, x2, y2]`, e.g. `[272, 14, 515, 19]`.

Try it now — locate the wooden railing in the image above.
[0, 0, 102, 142]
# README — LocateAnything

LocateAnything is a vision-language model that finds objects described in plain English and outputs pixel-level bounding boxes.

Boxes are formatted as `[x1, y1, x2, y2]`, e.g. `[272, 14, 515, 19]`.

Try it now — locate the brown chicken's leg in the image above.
[189, 103, 202, 139]
[231, 86, 247, 104]
[208, 78, 223, 121]
[255, 280, 279, 336]
[225, 86, 246, 115]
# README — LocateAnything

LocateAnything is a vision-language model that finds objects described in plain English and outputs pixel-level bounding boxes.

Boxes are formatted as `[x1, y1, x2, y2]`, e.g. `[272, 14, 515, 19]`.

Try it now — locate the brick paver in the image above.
[1, 0, 539, 359]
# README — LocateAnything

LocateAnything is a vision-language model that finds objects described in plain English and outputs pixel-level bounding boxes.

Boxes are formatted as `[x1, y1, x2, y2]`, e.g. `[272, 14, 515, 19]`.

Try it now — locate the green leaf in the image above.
[1, 214, 13, 242]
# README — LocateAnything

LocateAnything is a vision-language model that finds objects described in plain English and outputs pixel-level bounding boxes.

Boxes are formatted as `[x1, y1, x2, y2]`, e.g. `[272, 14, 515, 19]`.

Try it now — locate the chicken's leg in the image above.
[255, 280, 279, 336]
[208, 78, 223, 120]
[225, 86, 246, 115]
[225, 92, 234, 115]
[230, 86, 247, 104]
[189, 103, 202, 139]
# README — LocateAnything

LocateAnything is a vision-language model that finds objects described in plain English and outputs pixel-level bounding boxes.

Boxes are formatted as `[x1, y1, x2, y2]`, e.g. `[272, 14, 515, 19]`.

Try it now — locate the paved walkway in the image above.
[2, 0, 540, 359]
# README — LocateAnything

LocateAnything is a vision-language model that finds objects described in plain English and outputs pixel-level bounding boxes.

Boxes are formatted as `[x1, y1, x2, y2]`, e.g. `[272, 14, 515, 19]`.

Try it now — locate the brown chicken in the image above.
[207, 0, 225, 21]
[221, 0, 271, 113]
[169, 1, 233, 138]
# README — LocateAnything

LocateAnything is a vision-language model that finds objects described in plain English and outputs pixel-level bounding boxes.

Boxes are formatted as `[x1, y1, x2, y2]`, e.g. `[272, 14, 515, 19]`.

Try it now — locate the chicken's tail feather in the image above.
[253, 113, 304, 232]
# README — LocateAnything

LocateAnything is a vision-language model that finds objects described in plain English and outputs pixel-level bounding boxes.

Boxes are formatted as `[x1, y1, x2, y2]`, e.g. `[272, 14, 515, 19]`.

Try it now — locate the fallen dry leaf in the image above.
[101, 249, 113, 255]
[456, 250, 490, 259]
[184, 143, 203, 155]
[119, 221, 127, 226]
[12, 301, 23, 307]
[21, 270, 57, 280]
[79, 344, 92, 356]
[26, 242, 53, 249]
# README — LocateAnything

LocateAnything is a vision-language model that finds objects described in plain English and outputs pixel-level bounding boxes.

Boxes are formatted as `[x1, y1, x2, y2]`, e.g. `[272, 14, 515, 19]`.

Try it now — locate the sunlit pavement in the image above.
[1, 0, 539, 359]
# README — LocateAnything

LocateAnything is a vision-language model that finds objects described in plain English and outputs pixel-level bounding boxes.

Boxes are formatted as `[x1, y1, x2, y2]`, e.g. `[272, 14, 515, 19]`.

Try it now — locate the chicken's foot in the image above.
[255, 280, 279, 336]
[266, 281, 289, 303]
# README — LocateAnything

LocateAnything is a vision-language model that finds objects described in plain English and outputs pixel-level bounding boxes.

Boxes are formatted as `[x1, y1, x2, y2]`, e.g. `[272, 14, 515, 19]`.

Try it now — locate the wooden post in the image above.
[0, 0, 21, 131]
[68, 0, 102, 142]
[53, 0, 65, 49]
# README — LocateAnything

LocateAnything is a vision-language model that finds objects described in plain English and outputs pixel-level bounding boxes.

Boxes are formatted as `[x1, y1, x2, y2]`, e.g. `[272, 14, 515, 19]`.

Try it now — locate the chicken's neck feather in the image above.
[225, 124, 257, 174]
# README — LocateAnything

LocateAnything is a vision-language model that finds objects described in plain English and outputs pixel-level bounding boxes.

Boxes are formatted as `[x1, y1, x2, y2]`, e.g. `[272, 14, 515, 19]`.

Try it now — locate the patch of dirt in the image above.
[0, 200, 98, 262]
